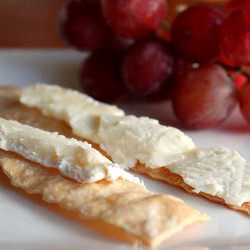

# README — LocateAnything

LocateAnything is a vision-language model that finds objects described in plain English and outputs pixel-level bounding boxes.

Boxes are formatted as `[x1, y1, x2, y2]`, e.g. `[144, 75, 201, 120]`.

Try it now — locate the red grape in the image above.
[60, 12, 112, 51]
[220, 10, 250, 66]
[238, 82, 250, 123]
[121, 38, 174, 96]
[101, 0, 167, 38]
[171, 5, 224, 63]
[60, 0, 112, 51]
[80, 50, 124, 102]
[218, 53, 236, 68]
[112, 35, 135, 54]
[172, 64, 237, 129]
[224, 0, 250, 17]
[173, 59, 199, 84]
[64, 0, 101, 18]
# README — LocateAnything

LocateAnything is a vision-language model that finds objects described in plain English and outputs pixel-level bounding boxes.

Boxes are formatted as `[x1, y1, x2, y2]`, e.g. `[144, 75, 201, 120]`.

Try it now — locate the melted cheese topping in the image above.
[21, 84, 195, 168]
[0, 118, 141, 184]
[168, 147, 250, 206]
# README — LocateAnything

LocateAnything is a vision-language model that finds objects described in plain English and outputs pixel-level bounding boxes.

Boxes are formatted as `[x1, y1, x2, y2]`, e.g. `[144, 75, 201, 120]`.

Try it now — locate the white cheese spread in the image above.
[20, 84, 195, 168]
[73, 115, 195, 168]
[168, 147, 250, 206]
[20, 84, 124, 117]
[0, 118, 141, 184]
[19, 84, 250, 206]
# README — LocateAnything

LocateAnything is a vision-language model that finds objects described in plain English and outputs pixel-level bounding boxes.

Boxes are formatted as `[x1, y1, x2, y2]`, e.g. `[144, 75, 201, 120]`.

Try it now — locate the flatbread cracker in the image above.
[0, 86, 108, 157]
[132, 164, 250, 216]
[17, 84, 250, 215]
[0, 150, 206, 247]
[0, 86, 74, 137]
[4, 85, 250, 216]
[0, 86, 207, 247]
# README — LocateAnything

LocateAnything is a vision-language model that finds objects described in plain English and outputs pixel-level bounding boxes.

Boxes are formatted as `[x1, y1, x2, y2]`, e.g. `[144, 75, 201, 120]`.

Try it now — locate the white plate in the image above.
[0, 49, 250, 250]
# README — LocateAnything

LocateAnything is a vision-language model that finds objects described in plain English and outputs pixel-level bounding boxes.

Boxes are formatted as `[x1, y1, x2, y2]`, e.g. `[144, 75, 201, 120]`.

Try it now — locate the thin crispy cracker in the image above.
[0, 86, 108, 156]
[4, 86, 250, 215]
[0, 86, 74, 137]
[0, 150, 206, 247]
[0, 86, 207, 247]
[132, 164, 250, 216]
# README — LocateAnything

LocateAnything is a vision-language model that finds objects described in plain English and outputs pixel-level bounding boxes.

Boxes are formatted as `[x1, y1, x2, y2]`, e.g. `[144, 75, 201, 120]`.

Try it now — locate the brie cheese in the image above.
[20, 84, 250, 206]
[21, 84, 195, 168]
[0, 118, 141, 184]
[168, 147, 250, 206]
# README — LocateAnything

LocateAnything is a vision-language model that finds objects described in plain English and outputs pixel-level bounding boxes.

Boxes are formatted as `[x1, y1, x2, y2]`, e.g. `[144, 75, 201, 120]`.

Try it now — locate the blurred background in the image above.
[0, 0, 227, 48]
[0, 0, 67, 48]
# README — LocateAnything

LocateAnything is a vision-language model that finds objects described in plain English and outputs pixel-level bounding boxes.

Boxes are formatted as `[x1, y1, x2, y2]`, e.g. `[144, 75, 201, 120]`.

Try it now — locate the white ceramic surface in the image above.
[0, 50, 250, 250]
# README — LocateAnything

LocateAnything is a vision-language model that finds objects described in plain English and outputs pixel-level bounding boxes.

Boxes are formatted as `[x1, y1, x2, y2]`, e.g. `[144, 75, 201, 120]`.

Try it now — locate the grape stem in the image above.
[161, 21, 171, 31]
[219, 62, 250, 81]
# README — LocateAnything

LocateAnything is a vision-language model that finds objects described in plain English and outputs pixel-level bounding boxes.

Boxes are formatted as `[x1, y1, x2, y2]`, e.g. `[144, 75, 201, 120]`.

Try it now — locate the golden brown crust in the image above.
[0, 86, 208, 247]
[132, 164, 250, 216]
[0, 150, 207, 248]
[1, 86, 249, 216]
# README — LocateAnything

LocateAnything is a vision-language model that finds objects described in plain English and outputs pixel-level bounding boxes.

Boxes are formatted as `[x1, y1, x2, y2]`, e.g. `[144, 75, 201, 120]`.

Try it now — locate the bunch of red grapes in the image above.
[60, 0, 250, 129]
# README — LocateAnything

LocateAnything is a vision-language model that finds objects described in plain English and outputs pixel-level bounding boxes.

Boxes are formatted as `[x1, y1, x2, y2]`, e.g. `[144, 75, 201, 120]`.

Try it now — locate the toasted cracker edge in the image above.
[132, 164, 250, 216]
[0, 86, 208, 247]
